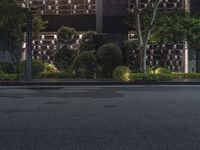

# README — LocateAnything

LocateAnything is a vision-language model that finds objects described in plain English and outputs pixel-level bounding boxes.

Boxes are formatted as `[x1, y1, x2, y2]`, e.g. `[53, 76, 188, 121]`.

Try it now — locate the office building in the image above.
[27, 0, 193, 72]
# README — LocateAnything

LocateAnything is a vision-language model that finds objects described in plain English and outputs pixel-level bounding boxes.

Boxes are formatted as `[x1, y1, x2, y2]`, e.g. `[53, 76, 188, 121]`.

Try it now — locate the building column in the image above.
[184, 41, 189, 73]
[96, 0, 103, 33]
[183, 0, 190, 73]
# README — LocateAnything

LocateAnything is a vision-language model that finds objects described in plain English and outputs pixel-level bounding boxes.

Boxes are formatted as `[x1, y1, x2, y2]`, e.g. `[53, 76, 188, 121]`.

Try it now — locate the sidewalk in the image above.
[1, 78, 200, 86]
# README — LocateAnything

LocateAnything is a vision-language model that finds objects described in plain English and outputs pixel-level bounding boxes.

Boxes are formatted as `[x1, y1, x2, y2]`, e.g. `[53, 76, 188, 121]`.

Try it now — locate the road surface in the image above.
[0, 85, 200, 150]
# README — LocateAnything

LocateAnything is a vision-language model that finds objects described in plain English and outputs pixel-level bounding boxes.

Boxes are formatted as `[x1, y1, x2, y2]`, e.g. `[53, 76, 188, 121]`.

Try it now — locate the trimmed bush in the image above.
[54, 47, 76, 70]
[172, 73, 200, 79]
[79, 31, 97, 52]
[57, 26, 78, 45]
[21, 59, 45, 74]
[0, 61, 15, 74]
[97, 43, 123, 77]
[112, 66, 131, 82]
[72, 51, 97, 78]
[130, 73, 173, 81]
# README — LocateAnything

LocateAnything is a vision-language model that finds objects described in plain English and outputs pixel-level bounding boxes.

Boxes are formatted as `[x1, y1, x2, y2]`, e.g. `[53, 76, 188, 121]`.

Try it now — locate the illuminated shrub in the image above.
[112, 66, 131, 82]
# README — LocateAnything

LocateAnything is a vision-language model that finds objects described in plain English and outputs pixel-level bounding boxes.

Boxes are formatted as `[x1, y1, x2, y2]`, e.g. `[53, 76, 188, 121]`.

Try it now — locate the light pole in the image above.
[22, 0, 33, 81]
[26, 6, 33, 81]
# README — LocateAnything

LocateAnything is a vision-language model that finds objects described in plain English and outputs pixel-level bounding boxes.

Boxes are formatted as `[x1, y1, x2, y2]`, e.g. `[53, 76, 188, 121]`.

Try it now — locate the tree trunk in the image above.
[135, 0, 144, 72]
[143, 0, 161, 73]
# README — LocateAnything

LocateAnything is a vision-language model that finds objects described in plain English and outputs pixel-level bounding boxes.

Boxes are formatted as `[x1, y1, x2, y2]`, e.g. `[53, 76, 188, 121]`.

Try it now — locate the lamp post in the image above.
[26, 6, 33, 81]
[22, 0, 33, 81]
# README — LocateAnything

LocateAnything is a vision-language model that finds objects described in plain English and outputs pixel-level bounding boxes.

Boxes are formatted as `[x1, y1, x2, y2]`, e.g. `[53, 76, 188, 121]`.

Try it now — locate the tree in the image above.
[0, 0, 46, 73]
[125, 0, 162, 73]
[150, 11, 200, 67]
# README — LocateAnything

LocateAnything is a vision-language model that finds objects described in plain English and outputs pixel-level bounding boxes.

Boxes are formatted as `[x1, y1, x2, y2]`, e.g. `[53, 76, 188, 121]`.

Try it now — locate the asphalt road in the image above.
[0, 85, 200, 150]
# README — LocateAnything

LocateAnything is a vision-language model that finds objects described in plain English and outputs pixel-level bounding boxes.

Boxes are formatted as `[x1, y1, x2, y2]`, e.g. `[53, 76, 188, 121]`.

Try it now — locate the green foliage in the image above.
[32, 14, 48, 39]
[21, 59, 45, 74]
[97, 43, 123, 77]
[130, 73, 173, 81]
[0, 70, 4, 75]
[0, 0, 46, 72]
[44, 63, 59, 73]
[0, 61, 15, 74]
[0, 73, 18, 81]
[54, 46, 76, 71]
[151, 11, 200, 47]
[147, 67, 171, 74]
[123, 41, 139, 69]
[112, 66, 131, 82]
[57, 26, 78, 45]
[154, 67, 171, 74]
[33, 72, 75, 79]
[146, 67, 155, 74]
[172, 73, 200, 79]
[72, 51, 97, 78]
[79, 31, 98, 52]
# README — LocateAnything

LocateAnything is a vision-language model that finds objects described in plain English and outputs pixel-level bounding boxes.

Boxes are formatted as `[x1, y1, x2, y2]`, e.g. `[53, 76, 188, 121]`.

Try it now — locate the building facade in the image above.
[28, 0, 194, 72]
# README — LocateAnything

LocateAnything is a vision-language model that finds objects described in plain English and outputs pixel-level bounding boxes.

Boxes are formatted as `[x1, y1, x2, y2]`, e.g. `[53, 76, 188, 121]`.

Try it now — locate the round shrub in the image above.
[0, 61, 15, 74]
[155, 67, 171, 74]
[112, 66, 131, 82]
[21, 59, 45, 74]
[72, 51, 97, 78]
[54, 47, 76, 71]
[97, 43, 123, 77]
[79, 31, 97, 52]
[57, 26, 78, 45]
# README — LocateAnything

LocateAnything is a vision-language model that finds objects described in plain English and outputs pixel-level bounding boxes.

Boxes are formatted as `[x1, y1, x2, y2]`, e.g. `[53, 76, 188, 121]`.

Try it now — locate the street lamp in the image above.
[22, 0, 34, 81]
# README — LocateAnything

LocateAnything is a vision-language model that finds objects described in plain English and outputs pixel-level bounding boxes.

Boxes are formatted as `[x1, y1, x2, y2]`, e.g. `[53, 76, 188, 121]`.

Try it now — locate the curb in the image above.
[0, 81, 200, 86]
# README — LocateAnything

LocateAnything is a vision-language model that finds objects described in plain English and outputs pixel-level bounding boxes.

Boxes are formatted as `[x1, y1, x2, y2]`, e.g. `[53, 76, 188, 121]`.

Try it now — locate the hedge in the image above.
[130, 73, 173, 81]
[0, 74, 19, 81]
[172, 73, 200, 79]
[33, 72, 76, 79]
